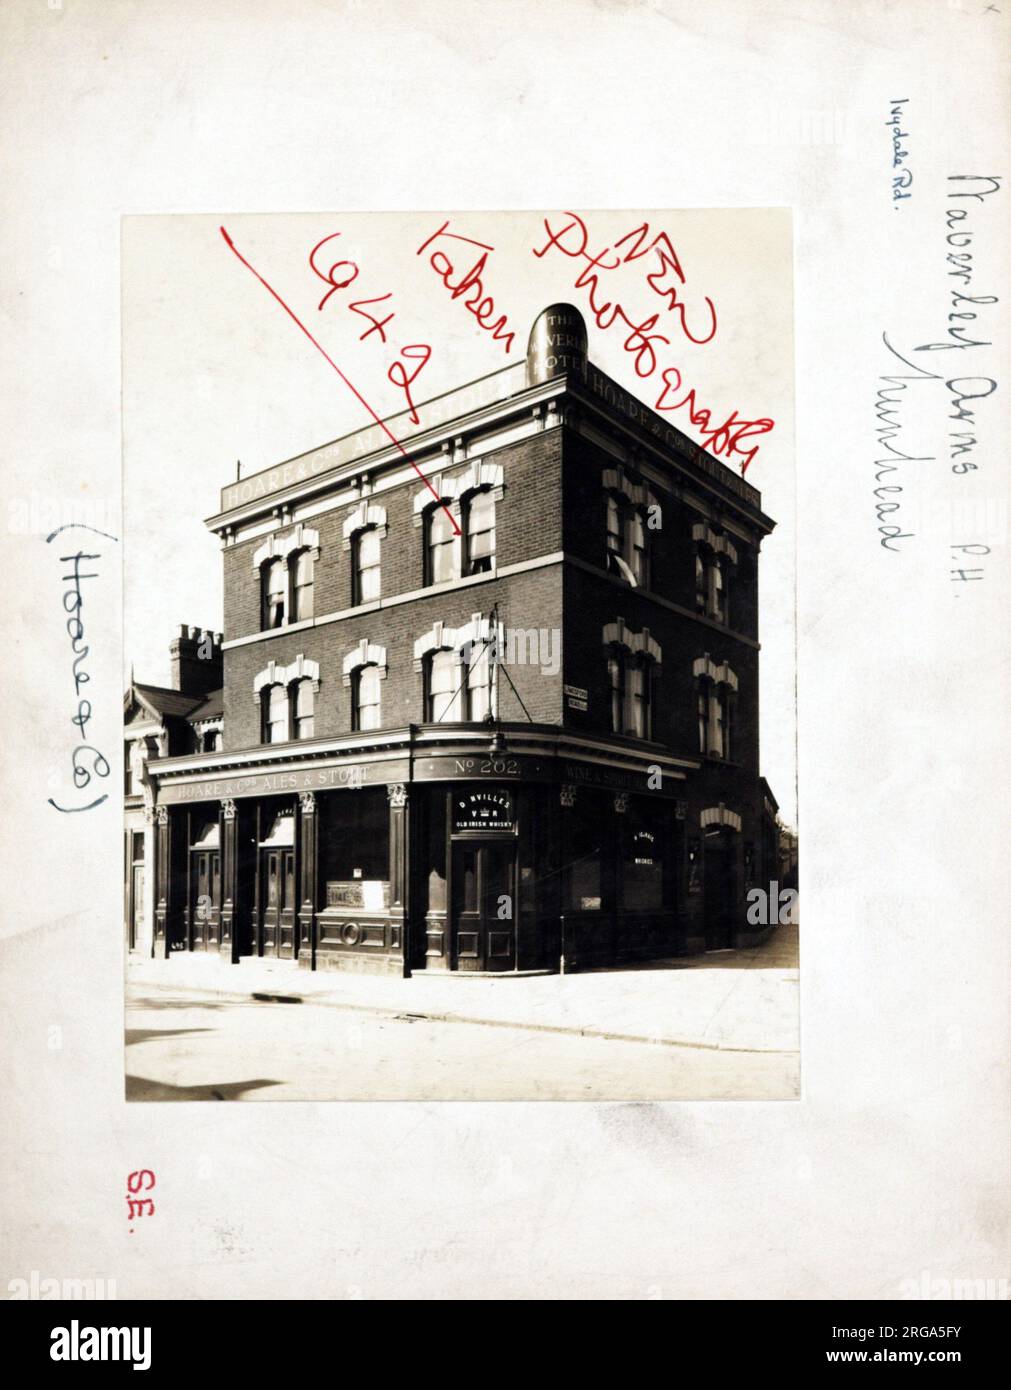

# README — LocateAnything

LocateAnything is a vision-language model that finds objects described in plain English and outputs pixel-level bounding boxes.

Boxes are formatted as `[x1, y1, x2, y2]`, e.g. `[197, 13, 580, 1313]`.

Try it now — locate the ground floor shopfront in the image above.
[143, 727, 777, 976]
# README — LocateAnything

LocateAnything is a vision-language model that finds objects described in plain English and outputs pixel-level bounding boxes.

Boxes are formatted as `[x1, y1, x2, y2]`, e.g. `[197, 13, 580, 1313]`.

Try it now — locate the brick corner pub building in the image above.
[139, 304, 781, 975]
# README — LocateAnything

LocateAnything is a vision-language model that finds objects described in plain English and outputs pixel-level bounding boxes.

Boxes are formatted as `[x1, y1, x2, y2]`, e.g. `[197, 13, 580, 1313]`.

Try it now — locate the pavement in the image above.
[125, 922, 799, 1101]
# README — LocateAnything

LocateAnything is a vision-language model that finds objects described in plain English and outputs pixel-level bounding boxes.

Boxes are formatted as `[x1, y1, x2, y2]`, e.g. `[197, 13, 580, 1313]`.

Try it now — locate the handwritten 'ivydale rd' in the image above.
[46, 523, 117, 813]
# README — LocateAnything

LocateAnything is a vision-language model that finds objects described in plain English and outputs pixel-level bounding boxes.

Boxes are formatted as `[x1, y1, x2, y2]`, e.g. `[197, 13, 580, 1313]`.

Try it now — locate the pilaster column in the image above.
[219, 799, 238, 962]
[387, 783, 410, 975]
[152, 806, 173, 960]
[297, 791, 318, 969]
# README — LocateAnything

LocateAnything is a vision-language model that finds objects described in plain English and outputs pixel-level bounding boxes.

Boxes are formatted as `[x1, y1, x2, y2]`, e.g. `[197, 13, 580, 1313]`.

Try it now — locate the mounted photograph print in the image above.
[122, 209, 797, 1100]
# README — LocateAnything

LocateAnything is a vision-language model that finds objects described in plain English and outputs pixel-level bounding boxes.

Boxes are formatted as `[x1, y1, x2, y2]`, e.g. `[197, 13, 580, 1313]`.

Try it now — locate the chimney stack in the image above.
[169, 625, 223, 697]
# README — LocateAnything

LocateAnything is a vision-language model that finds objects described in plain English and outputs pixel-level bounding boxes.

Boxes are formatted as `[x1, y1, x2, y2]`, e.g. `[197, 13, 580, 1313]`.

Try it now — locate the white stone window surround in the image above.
[601, 618, 662, 665]
[411, 460, 505, 525]
[341, 640, 389, 688]
[701, 805, 742, 832]
[252, 655, 321, 704]
[412, 614, 498, 672]
[691, 523, 738, 565]
[251, 523, 321, 571]
[692, 655, 739, 690]
[601, 464, 658, 514]
[341, 502, 388, 551]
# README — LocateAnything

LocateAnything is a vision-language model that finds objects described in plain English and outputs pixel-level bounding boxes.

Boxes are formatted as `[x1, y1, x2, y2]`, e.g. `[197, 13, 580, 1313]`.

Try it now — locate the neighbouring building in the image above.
[130, 303, 783, 975]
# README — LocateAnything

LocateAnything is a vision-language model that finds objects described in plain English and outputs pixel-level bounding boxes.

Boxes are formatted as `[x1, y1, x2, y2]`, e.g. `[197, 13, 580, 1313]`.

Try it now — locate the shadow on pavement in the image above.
[125, 1075, 282, 1102]
[125, 1027, 215, 1046]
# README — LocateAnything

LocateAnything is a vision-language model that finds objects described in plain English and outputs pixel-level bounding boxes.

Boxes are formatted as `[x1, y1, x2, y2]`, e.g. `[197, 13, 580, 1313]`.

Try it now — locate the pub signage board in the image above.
[452, 788, 515, 833]
[155, 758, 410, 805]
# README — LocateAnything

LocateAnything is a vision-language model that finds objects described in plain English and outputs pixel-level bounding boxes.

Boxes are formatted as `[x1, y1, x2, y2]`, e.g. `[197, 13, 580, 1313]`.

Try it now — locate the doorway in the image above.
[259, 848, 296, 958]
[703, 827, 738, 950]
[189, 849, 221, 950]
[451, 839, 516, 971]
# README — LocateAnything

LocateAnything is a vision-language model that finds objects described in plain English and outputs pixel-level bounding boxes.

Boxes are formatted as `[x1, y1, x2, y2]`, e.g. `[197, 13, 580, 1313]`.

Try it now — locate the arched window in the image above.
[694, 658, 738, 760]
[693, 526, 737, 624]
[427, 648, 461, 722]
[465, 634, 495, 721]
[293, 678, 314, 740]
[604, 479, 650, 587]
[353, 526, 382, 605]
[426, 503, 459, 585]
[262, 558, 287, 629]
[609, 649, 652, 738]
[464, 488, 495, 575]
[292, 549, 314, 622]
[262, 683, 288, 744]
[354, 665, 382, 731]
[603, 623, 661, 740]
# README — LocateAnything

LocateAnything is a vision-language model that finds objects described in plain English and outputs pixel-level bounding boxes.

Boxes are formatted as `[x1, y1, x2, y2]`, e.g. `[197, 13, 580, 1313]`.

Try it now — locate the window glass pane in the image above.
[265, 559, 286, 628]
[429, 650, 461, 721]
[627, 661, 645, 738]
[267, 684, 288, 743]
[468, 641, 493, 721]
[293, 551, 314, 620]
[467, 491, 495, 572]
[621, 821, 664, 910]
[429, 505, 458, 584]
[609, 654, 624, 733]
[356, 665, 381, 730]
[295, 680, 314, 739]
[629, 512, 646, 583]
[356, 529, 381, 603]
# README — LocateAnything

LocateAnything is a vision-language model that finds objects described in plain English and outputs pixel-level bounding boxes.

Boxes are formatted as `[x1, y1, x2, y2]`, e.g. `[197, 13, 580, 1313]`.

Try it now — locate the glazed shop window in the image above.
[565, 799, 605, 912]
[620, 816, 664, 911]
[352, 526, 382, 605]
[354, 664, 382, 732]
[464, 487, 495, 575]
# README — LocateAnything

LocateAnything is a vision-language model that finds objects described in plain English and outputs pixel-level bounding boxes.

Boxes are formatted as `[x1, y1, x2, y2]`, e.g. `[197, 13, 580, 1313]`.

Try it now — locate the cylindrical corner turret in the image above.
[526, 303, 588, 386]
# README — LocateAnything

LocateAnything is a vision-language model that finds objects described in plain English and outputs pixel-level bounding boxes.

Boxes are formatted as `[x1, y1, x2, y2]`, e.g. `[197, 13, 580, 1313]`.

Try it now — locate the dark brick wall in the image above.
[223, 564, 564, 750]
[222, 430, 564, 645]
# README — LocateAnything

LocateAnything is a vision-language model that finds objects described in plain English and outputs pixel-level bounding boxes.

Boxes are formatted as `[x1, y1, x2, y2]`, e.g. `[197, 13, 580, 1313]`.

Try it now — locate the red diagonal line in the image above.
[219, 225, 460, 533]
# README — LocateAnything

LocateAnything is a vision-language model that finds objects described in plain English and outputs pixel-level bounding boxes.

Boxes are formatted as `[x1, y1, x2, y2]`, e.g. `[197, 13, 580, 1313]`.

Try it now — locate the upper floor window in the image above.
[254, 655, 320, 746]
[603, 468, 655, 588]
[605, 494, 648, 587]
[253, 526, 320, 632]
[292, 549, 314, 622]
[694, 657, 738, 761]
[693, 525, 738, 625]
[464, 488, 496, 575]
[201, 729, 222, 753]
[608, 649, 652, 739]
[263, 558, 287, 630]
[293, 678, 315, 740]
[263, 683, 288, 744]
[427, 648, 461, 722]
[353, 527, 381, 605]
[602, 619, 662, 740]
[354, 665, 382, 731]
[426, 503, 459, 586]
[342, 640, 387, 733]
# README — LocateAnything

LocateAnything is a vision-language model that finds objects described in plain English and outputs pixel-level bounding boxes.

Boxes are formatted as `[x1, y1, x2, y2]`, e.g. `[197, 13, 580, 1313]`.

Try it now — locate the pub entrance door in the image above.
[259, 848, 296, 959]
[189, 850, 221, 950]
[451, 839, 517, 971]
[188, 815, 221, 950]
[703, 827, 737, 950]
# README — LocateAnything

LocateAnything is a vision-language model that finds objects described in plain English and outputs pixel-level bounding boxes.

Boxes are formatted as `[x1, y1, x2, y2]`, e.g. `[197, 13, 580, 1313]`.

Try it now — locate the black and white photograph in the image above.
[121, 210, 797, 1100]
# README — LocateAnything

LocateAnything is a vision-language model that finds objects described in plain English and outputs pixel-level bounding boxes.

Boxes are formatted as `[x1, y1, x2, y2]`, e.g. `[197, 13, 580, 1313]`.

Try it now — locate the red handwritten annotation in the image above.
[532, 212, 774, 474]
